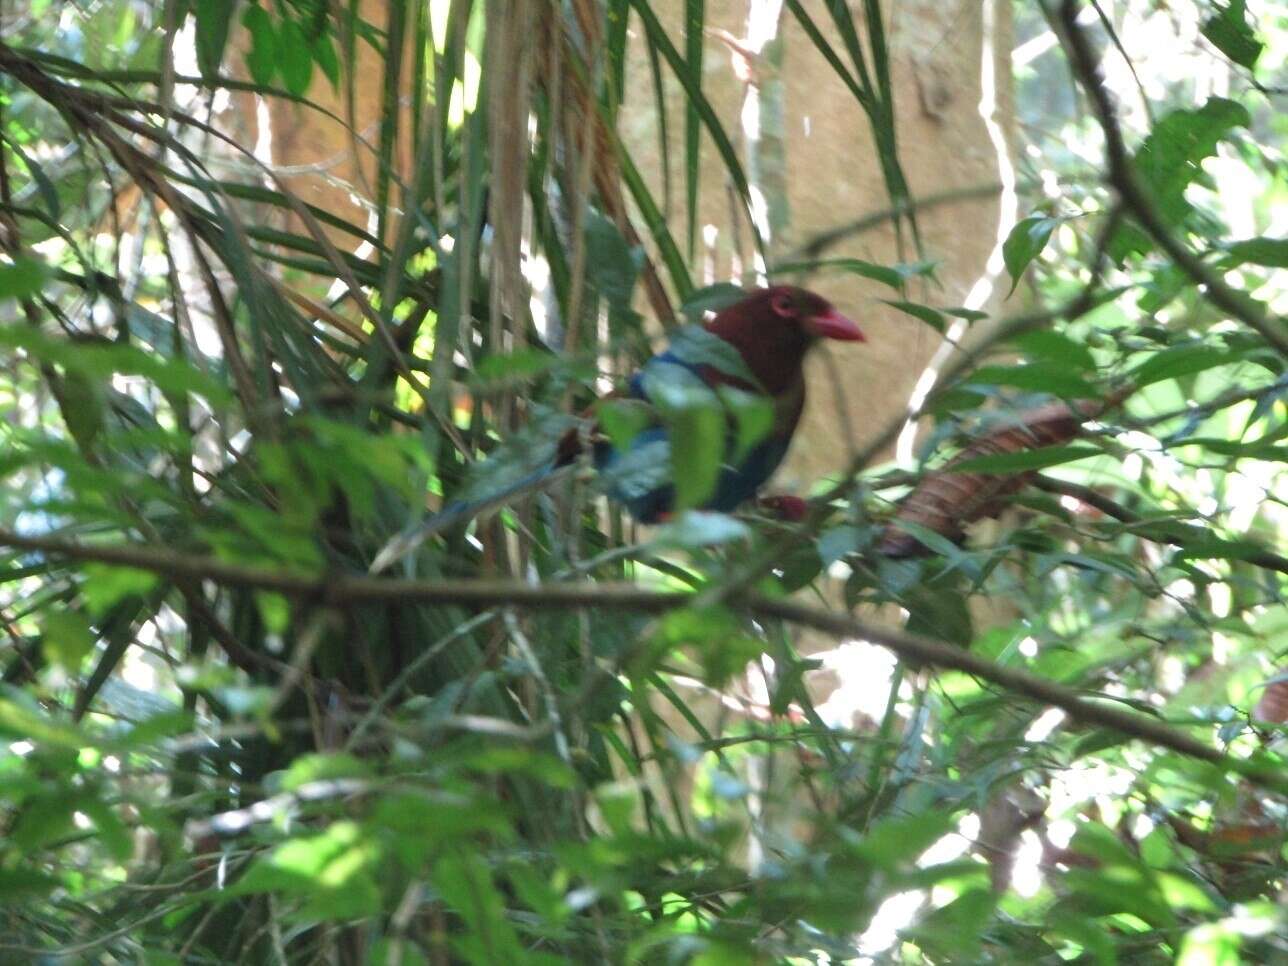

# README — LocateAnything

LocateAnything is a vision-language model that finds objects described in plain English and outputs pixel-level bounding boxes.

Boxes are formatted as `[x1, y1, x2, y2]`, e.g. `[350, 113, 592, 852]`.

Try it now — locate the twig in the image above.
[345, 609, 500, 749]
[1032, 475, 1288, 575]
[781, 182, 1004, 263]
[4, 528, 1284, 794]
[1127, 376, 1288, 429]
[1055, 0, 1288, 358]
[504, 609, 573, 764]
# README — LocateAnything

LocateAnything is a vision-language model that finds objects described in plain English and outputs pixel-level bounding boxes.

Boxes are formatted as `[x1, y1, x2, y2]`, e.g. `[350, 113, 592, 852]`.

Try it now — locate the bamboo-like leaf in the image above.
[683, 0, 703, 259]
[629, 0, 763, 259]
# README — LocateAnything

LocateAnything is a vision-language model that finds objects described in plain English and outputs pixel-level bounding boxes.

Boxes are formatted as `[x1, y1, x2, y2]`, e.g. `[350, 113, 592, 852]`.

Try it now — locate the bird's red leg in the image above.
[757, 494, 809, 522]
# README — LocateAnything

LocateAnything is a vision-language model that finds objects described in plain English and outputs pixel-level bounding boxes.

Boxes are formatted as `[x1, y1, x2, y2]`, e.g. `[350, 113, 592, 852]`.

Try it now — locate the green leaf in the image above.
[0, 324, 232, 406]
[950, 444, 1101, 474]
[0, 256, 50, 300]
[0, 868, 59, 904]
[2, 135, 61, 221]
[1176, 923, 1242, 966]
[658, 606, 761, 687]
[0, 698, 84, 749]
[214, 685, 275, 717]
[311, 32, 340, 88]
[81, 564, 158, 619]
[79, 796, 133, 861]
[278, 17, 314, 96]
[584, 209, 643, 316]
[909, 888, 996, 962]
[904, 580, 974, 647]
[41, 611, 96, 671]
[716, 385, 773, 463]
[881, 299, 946, 334]
[1129, 343, 1243, 387]
[617, 149, 695, 300]
[683, 0, 704, 260]
[1174, 535, 1278, 565]
[1011, 329, 1096, 371]
[279, 753, 373, 792]
[966, 363, 1100, 399]
[474, 347, 562, 383]
[232, 821, 382, 919]
[773, 257, 937, 290]
[434, 852, 525, 965]
[1201, 0, 1263, 69]
[457, 746, 575, 788]
[1222, 236, 1288, 268]
[121, 710, 196, 748]
[1063, 824, 1176, 928]
[242, 4, 278, 86]
[881, 519, 963, 561]
[596, 398, 654, 452]
[644, 363, 724, 511]
[1113, 97, 1250, 259]
[818, 525, 861, 565]
[58, 369, 107, 449]
[854, 810, 956, 869]
[9, 794, 78, 852]
[1002, 215, 1062, 295]
[194, 0, 237, 79]
[665, 324, 763, 388]
[941, 306, 989, 321]
[656, 511, 750, 549]
[628, 0, 763, 257]
[371, 940, 430, 966]
[678, 283, 747, 320]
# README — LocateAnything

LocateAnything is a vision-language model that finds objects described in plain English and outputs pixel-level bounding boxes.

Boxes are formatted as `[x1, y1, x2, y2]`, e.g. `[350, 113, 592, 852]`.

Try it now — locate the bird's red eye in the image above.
[770, 294, 794, 318]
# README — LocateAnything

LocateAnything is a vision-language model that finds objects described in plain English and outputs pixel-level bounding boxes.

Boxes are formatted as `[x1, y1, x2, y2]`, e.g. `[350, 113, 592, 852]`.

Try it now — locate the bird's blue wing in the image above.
[595, 350, 791, 521]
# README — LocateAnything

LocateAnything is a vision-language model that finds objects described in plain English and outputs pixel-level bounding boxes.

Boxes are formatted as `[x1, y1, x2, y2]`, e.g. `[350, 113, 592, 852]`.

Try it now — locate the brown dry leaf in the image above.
[879, 387, 1132, 557]
[1254, 672, 1288, 724]
[536, 7, 675, 329]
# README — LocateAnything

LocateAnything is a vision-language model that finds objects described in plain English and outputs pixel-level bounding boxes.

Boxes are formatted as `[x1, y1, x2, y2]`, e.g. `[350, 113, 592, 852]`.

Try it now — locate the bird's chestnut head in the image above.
[761, 285, 866, 343]
[705, 285, 864, 394]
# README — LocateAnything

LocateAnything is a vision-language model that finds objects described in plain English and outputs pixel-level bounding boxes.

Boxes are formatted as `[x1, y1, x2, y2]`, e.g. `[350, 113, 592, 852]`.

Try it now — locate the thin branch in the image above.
[3, 528, 1284, 794]
[1032, 475, 1288, 575]
[1127, 375, 1288, 429]
[1055, 0, 1288, 358]
[781, 182, 1004, 263]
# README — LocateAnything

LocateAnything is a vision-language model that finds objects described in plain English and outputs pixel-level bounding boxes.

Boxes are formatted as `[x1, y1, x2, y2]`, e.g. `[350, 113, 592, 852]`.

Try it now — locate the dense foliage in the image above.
[0, 0, 1285, 962]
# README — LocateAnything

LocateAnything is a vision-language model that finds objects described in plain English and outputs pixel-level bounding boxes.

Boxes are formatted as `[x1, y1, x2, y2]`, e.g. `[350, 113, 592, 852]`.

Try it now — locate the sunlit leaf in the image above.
[1012, 329, 1096, 371]
[0, 256, 50, 300]
[41, 611, 96, 671]
[81, 564, 158, 619]
[966, 363, 1100, 398]
[1222, 236, 1288, 268]
[279, 753, 373, 792]
[1129, 343, 1247, 387]
[1003, 215, 1063, 295]
[1201, 0, 1263, 69]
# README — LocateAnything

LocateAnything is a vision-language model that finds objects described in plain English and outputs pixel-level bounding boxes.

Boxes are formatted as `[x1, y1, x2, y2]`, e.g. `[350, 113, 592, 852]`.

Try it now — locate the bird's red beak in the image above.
[805, 308, 865, 342]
